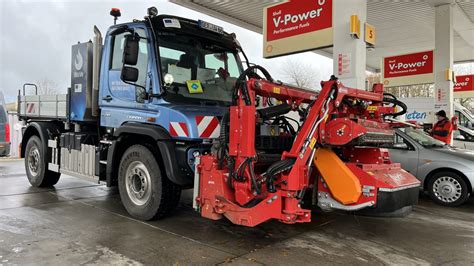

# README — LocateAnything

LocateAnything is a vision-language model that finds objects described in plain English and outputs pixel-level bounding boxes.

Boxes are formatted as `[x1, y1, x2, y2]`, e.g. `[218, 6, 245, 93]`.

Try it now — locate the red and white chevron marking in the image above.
[169, 122, 188, 137]
[26, 103, 36, 114]
[196, 116, 220, 138]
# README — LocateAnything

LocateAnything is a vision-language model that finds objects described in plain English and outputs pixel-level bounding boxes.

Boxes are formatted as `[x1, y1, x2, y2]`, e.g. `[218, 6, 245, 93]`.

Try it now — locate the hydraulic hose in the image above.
[233, 65, 274, 106]
[217, 111, 230, 170]
[383, 93, 407, 118]
[248, 158, 261, 195]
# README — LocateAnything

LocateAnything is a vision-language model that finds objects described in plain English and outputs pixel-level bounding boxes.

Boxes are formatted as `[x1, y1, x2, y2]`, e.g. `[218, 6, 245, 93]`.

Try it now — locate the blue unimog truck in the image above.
[18, 8, 246, 220]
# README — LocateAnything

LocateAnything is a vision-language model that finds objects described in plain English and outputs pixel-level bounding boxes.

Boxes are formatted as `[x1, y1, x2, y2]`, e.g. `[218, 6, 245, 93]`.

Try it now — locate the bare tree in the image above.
[36, 78, 59, 95]
[384, 84, 434, 98]
[279, 59, 320, 89]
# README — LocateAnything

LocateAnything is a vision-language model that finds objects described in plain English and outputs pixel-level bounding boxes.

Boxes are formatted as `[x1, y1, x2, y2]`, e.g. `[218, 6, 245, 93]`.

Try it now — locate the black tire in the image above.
[24, 135, 60, 187]
[118, 145, 181, 221]
[427, 171, 470, 207]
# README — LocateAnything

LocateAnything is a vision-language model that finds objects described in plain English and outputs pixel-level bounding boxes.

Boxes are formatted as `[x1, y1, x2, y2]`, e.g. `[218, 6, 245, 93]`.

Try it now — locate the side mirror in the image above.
[455, 135, 466, 141]
[123, 34, 139, 65]
[393, 143, 408, 149]
[121, 66, 139, 82]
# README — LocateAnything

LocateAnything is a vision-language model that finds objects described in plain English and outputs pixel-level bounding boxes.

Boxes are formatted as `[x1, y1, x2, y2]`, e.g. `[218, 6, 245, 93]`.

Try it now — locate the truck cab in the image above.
[96, 15, 244, 186]
[99, 16, 242, 131]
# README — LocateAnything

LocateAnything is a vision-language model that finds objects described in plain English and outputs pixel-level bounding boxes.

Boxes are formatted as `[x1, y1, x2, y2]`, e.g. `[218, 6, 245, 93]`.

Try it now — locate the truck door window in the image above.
[109, 29, 149, 102]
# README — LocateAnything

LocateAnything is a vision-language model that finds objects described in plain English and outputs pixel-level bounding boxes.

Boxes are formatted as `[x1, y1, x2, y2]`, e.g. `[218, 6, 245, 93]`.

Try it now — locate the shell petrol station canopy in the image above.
[170, 0, 474, 73]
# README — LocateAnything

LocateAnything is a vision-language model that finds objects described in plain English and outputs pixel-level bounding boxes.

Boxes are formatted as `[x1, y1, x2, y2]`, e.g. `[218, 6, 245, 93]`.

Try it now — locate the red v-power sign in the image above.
[263, 0, 333, 58]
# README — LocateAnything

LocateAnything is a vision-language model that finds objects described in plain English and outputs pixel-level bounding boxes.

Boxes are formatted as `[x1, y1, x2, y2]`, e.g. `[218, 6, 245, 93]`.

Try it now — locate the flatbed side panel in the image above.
[19, 94, 68, 120]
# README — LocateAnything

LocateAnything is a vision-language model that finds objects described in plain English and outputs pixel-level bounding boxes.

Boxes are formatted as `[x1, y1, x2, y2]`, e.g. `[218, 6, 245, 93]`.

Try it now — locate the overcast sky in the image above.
[0, 0, 333, 103]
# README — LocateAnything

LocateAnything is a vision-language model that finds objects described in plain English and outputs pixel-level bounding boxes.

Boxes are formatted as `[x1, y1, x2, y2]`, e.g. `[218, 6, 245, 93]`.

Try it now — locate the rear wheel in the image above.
[118, 145, 181, 221]
[25, 135, 60, 187]
[427, 171, 470, 207]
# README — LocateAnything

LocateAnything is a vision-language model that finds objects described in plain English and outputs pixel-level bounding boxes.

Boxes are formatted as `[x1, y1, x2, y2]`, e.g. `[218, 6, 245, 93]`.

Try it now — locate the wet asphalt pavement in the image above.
[0, 159, 473, 265]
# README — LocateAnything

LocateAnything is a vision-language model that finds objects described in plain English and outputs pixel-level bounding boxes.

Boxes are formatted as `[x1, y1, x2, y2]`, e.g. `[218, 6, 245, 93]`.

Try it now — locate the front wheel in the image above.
[118, 145, 181, 221]
[25, 135, 60, 187]
[427, 171, 470, 207]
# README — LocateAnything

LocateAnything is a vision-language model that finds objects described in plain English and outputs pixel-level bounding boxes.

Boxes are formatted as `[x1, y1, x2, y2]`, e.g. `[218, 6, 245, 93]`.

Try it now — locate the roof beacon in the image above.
[110, 8, 121, 25]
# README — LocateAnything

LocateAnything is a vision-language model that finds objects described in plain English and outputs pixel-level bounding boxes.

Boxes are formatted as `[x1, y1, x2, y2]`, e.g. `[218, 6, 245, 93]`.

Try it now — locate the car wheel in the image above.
[25, 135, 60, 187]
[118, 144, 181, 221]
[427, 171, 470, 207]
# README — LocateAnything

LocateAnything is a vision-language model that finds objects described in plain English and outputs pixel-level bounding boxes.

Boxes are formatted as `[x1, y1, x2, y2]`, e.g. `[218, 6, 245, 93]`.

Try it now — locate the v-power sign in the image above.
[263, 0, 333, 58]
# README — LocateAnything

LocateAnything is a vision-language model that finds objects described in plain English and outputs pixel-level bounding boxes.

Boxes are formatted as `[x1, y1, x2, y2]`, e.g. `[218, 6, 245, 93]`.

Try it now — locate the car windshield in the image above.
[399, 127, 446, 147]
[157, 32, 242, 105]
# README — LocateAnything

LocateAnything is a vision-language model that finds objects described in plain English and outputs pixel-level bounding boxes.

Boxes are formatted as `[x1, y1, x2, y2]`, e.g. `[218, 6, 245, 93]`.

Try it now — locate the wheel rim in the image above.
[432, 176, 462, 203]
[28, 146, 40, 176]
[125, 161, 152, 206]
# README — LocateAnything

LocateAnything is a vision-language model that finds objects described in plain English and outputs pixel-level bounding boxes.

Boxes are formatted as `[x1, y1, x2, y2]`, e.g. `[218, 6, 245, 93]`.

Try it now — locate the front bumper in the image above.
[358, 185, 419, 214]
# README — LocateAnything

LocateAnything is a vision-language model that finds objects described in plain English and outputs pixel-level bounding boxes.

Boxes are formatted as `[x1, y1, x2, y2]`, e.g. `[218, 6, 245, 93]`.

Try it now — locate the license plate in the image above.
[198, 20, 224, 34]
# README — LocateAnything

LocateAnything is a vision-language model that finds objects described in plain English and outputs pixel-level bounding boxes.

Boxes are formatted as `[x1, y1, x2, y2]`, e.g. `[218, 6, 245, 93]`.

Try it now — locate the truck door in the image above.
[100, 27, 154, 128]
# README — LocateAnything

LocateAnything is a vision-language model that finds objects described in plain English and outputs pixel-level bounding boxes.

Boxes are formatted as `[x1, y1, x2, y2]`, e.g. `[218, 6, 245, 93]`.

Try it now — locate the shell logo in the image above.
[266, 45, 273, 53]
[74, 51, 83, 71]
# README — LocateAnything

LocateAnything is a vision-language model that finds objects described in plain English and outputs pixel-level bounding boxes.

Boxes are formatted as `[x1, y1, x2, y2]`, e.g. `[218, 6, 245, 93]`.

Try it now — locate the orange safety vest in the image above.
[432, 118, 453, 144]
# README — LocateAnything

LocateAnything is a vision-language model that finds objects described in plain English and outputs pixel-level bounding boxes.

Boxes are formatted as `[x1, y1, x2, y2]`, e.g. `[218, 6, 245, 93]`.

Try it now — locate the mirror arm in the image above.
[122, 80, 149, 102]
[122, 80, 146, 91]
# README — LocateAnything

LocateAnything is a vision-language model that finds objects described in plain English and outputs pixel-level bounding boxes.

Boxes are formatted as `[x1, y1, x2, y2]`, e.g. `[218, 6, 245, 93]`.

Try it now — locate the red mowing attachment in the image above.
[195, 74, 421, 227]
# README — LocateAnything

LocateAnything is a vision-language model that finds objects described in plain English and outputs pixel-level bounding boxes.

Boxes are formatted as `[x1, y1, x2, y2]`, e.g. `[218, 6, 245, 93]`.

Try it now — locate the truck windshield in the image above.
[400, 127, 446, 147]
[157, 32, 242, 105]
